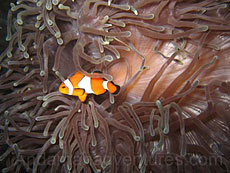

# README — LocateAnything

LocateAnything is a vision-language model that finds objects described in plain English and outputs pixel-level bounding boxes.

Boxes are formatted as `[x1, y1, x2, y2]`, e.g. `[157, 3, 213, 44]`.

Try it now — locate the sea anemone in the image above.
[0, 0, 230, 172]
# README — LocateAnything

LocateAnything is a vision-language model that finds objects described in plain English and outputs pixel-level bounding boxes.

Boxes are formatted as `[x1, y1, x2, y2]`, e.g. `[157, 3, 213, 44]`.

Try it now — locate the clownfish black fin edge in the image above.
[82, 95, 89, 104]
[92, 70, 103, 74]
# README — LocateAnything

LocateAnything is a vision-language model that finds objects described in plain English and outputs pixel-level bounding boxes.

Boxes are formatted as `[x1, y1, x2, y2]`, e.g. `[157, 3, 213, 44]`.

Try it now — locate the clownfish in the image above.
[59, 71, 120, 102]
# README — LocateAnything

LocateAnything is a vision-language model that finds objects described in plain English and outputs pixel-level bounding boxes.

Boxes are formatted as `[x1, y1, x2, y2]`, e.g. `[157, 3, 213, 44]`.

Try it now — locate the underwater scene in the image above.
[0, 0, 230, 172]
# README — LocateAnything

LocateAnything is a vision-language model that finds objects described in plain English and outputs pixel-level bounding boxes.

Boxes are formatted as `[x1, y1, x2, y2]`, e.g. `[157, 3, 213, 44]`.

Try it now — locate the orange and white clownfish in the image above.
[59, 71, 120, 102]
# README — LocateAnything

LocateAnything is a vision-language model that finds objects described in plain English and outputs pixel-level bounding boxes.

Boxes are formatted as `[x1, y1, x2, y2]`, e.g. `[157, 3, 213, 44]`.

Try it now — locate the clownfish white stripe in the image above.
[102, 81, 108, 90]
[64, 79, 74, 95]
[78, 76, 94, 94]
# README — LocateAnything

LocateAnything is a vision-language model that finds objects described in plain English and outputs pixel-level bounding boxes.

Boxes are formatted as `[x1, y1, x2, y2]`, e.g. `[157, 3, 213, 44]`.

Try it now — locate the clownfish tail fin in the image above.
[108, 81, 120, 95]
[113, 84, 120, 95]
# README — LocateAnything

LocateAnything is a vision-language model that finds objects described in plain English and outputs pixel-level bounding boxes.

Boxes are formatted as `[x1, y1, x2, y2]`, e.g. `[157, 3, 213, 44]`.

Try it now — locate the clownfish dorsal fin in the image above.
[69, 72, 85, 88]
[92, 70, 107, 81]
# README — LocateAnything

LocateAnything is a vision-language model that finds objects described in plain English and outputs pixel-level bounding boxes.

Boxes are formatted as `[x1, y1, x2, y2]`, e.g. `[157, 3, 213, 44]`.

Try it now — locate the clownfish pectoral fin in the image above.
[78, 92, 88, 103]
[108, 81, 120, 95]
[72, 88, 85, 96]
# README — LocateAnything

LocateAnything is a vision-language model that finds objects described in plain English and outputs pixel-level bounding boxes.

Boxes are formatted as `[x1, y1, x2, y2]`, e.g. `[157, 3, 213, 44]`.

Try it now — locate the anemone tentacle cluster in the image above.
[0, 0, 230, 172]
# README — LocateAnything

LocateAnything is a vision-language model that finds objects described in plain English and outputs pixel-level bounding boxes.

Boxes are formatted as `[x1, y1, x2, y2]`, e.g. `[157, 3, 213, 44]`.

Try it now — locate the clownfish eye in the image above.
[62, 86, 66, 88]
